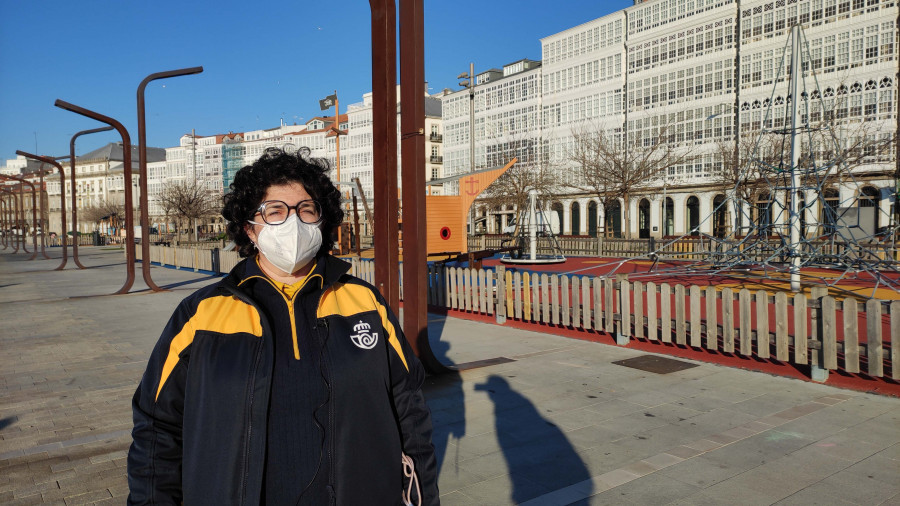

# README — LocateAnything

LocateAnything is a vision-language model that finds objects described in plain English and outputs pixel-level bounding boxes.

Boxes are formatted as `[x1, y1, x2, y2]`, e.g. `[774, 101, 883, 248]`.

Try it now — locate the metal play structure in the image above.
[500, 188, 566, 265]
[584, 25, 900, 300]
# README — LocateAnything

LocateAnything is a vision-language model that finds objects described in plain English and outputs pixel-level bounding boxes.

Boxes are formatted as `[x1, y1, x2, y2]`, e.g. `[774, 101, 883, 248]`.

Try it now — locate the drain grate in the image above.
[452, 356, 516, 371]
[612, 355, 699, 374]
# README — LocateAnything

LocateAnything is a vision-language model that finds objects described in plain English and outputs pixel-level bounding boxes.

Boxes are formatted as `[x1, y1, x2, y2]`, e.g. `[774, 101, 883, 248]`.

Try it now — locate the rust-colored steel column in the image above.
[17, 151, 70, 270]
[67, 126, 115, 268]
[399, 0, 448, 374]
[0, 192, 9, 250]
[0, 174, 38, 259]
[370, 0, 400, 313]
[36, 166, 52, 259]
[137, 66, 203, 292]
[4, 187, 22, 253]
[19, 180, 30, 254]
[54, 100, 135, 293]
[0, 188, 15, 252]
[0, 191, 6, 250]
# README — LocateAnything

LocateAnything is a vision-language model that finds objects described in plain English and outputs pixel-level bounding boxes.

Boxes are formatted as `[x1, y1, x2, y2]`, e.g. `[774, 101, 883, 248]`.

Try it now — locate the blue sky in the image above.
[0, 0, 632, 162]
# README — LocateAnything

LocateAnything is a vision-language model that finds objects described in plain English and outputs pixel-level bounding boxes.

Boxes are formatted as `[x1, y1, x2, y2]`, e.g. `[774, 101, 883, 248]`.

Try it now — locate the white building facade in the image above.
[444, 0, 898, 239]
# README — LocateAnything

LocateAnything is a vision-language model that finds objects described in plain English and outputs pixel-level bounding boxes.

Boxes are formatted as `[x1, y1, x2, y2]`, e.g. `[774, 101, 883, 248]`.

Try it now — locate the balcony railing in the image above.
[429, 133, 443, 142]
[430, 155, 443, 164]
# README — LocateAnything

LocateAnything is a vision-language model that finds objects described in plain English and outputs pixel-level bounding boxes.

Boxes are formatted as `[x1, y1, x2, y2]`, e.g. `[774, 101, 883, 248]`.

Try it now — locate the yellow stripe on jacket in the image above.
[155, 296, 263, 401]
[318, 282, 409, 372]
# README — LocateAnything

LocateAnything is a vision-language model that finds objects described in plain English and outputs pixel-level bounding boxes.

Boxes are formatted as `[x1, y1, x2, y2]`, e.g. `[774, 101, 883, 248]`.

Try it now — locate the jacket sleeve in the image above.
[381, 298, 440, 506]
[127, 302, 193, 505]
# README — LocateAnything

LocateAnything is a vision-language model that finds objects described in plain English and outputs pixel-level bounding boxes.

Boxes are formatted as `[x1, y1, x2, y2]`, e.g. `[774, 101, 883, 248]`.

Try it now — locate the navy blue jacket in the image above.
[127, 254, 438, 505]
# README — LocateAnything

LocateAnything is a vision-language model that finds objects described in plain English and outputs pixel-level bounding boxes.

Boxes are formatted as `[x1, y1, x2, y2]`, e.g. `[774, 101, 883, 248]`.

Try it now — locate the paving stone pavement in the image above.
[2, 247, 899, 505]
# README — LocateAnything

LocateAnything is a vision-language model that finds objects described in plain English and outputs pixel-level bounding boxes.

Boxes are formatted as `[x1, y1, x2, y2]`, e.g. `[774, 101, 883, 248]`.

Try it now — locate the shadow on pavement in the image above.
[423, 313, 466, 477]
[475, 375, 593, 504]
[161, 275, 222, 290]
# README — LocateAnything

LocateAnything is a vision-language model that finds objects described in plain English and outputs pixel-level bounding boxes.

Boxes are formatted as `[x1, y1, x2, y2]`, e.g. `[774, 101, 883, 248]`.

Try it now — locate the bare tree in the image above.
[722, 88, 897, 237]
[157, 180, 220, 241]
[80, 199, 126, 229]
[568, 119, 695, 239]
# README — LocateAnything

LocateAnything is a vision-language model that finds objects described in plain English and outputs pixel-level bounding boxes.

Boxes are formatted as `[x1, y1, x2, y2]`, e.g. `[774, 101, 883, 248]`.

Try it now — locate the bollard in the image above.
[495, 265, 506, 324]
[615, 273, 630, 345]
[211, 248, 221, 276]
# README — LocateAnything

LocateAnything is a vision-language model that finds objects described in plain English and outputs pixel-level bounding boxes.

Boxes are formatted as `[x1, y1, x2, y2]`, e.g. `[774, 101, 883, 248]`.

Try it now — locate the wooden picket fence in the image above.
[132, 247, 896, 382]
[136, 245, 241, 274]
[348, 258, 897, 382]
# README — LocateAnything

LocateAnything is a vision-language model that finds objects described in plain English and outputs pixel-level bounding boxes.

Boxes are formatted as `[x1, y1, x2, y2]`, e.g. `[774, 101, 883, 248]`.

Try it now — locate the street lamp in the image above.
[458, 62, 476, 233]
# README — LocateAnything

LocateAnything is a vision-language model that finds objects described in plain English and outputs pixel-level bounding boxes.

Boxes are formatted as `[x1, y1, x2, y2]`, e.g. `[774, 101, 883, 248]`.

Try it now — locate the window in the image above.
[866, 35, 879, 59]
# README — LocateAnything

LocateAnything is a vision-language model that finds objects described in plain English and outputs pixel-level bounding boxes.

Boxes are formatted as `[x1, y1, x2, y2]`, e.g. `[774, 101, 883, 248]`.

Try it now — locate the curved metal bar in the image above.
[16, 151, 69, 270]
[35, 164, 52, 259]
[54, 100, 134, 294]
[67, 126, 115, 268]
[0, 188, 16, 252]
[4, 188, 20, 253]
[137, 66, 203, 292]
[0, 174, 38, 259]
[0, 192, 6, 250]
[19, 180, 31, 255]
[1, 192, 10, 250]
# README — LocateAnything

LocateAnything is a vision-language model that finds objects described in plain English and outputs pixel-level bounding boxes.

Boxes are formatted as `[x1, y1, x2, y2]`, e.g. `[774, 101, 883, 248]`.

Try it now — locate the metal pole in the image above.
[0, 191, 6, 250]
[192, 128, 198, 243]
[0, 188, 15, 252]
[54, 100, 136, 293]
[3, 186, 21, 253]
[1, 191, 10, 250]
[0, 175, 39, 259]
[17, 151, 70, 270]
[35, 166, 51, 259]
[352, 191, 361, 255]
[137, 66, 203, 291]
[2, 188, 19, 253]
[468, 62, 475, 235]
[19, 180, 30, 255]
[370, 0, 400, 313]
[334, 92, 343, 250]
[529, 189, 537, 260]
[65, 126, 116, 268]
[788, 25, 802, 292]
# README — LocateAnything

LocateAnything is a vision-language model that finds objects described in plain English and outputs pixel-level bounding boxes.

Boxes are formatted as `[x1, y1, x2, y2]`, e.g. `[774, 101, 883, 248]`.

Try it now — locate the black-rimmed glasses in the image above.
[249, 199, 323, 225]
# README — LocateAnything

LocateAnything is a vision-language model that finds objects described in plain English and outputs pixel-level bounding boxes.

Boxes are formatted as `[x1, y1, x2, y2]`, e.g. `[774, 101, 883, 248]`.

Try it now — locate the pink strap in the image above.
[401, 453, 421, 506]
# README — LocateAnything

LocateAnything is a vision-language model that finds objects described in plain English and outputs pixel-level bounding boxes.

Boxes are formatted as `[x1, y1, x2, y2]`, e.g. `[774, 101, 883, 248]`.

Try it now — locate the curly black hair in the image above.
[222, 147, 343, 257]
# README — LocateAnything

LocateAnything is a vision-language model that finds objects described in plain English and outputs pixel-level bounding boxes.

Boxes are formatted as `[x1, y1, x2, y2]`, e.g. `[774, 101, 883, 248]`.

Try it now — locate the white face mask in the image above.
[253, 213, 322, 275]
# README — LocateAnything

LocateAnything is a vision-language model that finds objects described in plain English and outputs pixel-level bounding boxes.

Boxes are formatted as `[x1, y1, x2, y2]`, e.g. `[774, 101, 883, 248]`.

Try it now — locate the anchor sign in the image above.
[464, 177, 479, 196]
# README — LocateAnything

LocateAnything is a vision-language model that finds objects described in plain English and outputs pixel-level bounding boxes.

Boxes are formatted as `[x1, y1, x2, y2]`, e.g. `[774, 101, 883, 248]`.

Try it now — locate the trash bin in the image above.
[92, 231, 101, 246]
[211, 248, 221, 275]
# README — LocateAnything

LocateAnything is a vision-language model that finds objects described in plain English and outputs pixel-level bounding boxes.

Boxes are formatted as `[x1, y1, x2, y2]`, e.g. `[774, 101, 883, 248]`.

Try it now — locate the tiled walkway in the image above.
[2, 247, 899, 505]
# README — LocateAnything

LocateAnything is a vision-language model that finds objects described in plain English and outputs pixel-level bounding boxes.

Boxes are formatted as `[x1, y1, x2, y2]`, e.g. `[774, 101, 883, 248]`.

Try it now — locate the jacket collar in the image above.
[225, 253, 352, 295]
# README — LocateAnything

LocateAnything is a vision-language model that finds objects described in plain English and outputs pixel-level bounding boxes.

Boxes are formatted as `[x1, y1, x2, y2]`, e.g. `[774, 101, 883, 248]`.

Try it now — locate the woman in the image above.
[128, 147, 438, 505]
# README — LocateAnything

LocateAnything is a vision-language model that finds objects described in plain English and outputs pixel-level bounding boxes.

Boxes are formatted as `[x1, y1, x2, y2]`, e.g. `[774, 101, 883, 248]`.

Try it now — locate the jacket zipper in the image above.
[316, 317, 337, 504]
[220, 283, 271, 506]
[240, 331, 265, 505]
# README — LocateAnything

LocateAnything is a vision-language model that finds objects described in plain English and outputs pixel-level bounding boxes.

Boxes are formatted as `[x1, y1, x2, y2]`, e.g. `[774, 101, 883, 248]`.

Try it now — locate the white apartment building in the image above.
[142, 88, 442, 232]
[443, 60, 543, 187]
[37, 142, 164, 235]
[341, 88, 445, 202]
[1, 155, 42, 177]
[444, 0, 898, 239]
